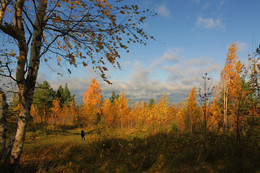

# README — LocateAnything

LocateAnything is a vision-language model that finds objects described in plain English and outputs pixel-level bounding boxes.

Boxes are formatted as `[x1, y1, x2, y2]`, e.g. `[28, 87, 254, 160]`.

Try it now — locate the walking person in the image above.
[81, 130, 85, 140]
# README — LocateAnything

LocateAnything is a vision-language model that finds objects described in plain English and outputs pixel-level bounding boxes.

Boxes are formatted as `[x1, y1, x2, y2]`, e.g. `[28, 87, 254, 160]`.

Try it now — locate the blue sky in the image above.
[35, 0, 260, 103]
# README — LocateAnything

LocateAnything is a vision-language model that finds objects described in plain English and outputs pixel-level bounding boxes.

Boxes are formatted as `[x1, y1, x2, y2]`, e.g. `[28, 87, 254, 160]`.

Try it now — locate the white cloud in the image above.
[157, 4, 171, 17]
[163, 56, 221, 90]
[163, 65, 181, 74]
[187, 57, 208, 66]
[151, 47, 181, 69]
[195, 16, 224, 30]
[236, 41, 248, 53]
[187, 57, 218, 67]
[162, 49, 180, 61]
[128, 61, 150, 83]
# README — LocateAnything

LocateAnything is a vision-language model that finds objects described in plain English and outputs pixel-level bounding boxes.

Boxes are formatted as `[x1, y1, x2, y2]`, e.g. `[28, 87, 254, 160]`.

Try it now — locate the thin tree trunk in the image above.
[0, 89, 7, 162]
[236, 109, 240, 152]
[204, 102, 207, 135]
[190, 118, 193, 134]
[44, 104, 46, 124]
[226, 89, 228, 129]
[223, 87, 228, 133]
[236, 92, 242, 154]
[188, 110, 192, 133]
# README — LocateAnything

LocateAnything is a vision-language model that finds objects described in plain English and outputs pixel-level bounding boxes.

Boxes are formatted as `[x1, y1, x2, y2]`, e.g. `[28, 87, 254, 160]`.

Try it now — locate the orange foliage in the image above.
[184, 87, 200, 133]
[175, 101, 185, 131]
[114, 91, 129, 129]
[83, 78, 102, 123]
[149, 96, 169, 129]
[102, 98, 114, 127]
[220, 43, 243, 131]
[30, 104, 40, 124]
[49, 98, 74, 126]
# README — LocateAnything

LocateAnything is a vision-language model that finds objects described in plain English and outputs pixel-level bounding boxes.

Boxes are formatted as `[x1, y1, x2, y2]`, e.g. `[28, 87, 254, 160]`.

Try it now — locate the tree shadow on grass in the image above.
[21, 132, 260, 173]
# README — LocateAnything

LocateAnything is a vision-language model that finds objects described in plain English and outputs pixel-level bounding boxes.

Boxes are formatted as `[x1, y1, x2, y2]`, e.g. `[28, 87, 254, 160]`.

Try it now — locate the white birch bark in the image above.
[9, 0, 47, 168]
[223, 86, 228, 133]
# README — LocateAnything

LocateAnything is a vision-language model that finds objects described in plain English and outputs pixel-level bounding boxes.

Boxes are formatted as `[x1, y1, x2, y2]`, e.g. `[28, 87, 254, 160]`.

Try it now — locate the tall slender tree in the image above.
[63, 83, 73, 106]
[50, 97, 61, 125]
[83, 78, 102, 125]
[55, 83, 75, 107]
[220, 43, 240, 132]
[185, 87, 199, 133]
[33, 80, 55, 123]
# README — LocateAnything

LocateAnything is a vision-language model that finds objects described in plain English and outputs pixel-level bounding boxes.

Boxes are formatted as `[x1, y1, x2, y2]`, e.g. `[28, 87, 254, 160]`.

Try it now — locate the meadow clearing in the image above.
[20, 125, 260, 173]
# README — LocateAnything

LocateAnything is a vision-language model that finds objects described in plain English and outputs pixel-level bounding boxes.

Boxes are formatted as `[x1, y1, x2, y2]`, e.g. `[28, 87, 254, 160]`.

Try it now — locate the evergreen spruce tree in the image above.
[33, 81, 55, 123]
[55, 84, 75, 107]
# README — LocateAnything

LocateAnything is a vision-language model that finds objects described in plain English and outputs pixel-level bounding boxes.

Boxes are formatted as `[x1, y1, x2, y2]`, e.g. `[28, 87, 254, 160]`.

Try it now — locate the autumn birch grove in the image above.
[0, 0, 259, 172]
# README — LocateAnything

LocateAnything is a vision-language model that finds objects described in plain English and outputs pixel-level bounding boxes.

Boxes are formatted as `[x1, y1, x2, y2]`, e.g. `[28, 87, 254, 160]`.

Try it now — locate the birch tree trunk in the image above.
[0, 0, 47, 171]
[0, 89, 7, 162]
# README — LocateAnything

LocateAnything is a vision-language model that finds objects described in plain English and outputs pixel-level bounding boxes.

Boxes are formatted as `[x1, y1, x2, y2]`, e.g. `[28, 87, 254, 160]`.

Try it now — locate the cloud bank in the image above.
[38, 47, 221, 104]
